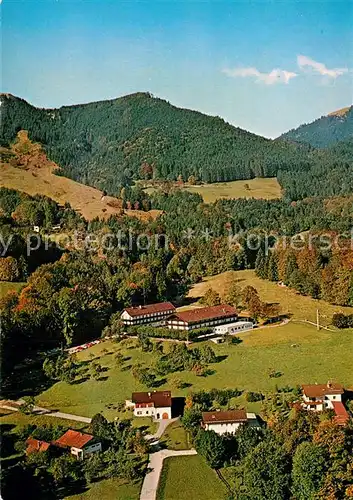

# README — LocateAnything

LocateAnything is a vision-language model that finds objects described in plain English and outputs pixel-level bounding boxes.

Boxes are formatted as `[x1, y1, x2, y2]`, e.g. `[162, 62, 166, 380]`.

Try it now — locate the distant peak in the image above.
[328, 106, 352, 117]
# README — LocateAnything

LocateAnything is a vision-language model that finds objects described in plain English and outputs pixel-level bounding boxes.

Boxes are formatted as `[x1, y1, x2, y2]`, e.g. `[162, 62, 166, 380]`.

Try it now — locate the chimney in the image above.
[139, 305, 142, 309]
[327, 380, 332, 388]
[148, 392, 151, 397]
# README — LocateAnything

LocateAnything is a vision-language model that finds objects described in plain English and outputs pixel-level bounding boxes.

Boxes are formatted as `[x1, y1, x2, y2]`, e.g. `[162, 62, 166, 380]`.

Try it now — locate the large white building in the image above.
[214, 320, 254, 335]
[121, 302, 176, 326]
[202, 410, 259, 435]
[126, 390, 172, 420]
[166, 304, 238, 331]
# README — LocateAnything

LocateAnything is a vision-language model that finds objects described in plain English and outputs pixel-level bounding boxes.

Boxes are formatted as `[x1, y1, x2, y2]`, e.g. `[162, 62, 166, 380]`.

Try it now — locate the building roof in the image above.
[53, 430, 95, 449]
[302, 382, 344, 398]
[170, 304, 237, 324]
[202, 410, 247, 424]
[124, 302, 175, 317]
[26, 438, 51, 454]
[332, 401, 350, 426]
[132, 390, 172, 408]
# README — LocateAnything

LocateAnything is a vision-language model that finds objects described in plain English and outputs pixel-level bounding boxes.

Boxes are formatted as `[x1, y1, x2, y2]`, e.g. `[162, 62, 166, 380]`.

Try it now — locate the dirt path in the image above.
[0, 400, 92, 424]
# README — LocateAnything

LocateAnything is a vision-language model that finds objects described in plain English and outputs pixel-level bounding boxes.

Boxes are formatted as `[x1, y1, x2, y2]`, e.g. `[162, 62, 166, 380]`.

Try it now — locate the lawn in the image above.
[37, 322, 353, 418]
[0, 281, 25, 299]
[160, 420, 191, 450]
[65, 478, 141, 500]
[188, 269, 353, 325]
[156, 455, 227, 500]
[144, 177, 281, 203]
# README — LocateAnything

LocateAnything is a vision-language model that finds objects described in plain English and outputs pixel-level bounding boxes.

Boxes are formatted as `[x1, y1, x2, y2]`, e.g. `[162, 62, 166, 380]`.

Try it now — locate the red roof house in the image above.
[52, 430, 102, 459]
[167, 304, 238, 330]
[26, 438, 51, 455]
[121, 302, 176, 325]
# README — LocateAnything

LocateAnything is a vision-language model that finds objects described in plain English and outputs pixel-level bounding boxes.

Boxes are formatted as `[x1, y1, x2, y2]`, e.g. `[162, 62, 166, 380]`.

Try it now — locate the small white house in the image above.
[202, 410, 259, 435]
[33, 225, 40, 233]
[301, 382, 344, 412]
[214, 321, 254, 335]
[53, 430, 102, 460]
[126, 390, 172, 420]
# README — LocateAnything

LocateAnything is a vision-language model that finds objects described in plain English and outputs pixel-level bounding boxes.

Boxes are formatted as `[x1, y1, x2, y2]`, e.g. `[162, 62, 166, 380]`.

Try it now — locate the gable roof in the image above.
[332, 401, 350, 426]
[26, 438, 51, 454]
[53, 430, 95, 449]
[124, 302, 175, 317]
[170, 304, 237, 324]
[202, 410, 247, 424]
[302, 382, 344, 398]
[132, 390, 172, 408]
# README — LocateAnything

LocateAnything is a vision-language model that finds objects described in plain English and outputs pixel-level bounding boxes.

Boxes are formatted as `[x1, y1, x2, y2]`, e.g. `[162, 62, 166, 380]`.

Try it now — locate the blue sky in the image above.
[2, 0, 352, 137]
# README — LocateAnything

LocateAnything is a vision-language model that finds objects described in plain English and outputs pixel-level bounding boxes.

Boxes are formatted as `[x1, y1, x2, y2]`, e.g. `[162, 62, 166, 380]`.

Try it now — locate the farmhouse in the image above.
[52, 429, 102, 460]
[166, 304, 238, 331]
[301, 381, 349, 425]
[301, 381, 344, 411]
[121, 302, 176, 326]
[202, 410, 259, 435]
[126, 390, 172, 420]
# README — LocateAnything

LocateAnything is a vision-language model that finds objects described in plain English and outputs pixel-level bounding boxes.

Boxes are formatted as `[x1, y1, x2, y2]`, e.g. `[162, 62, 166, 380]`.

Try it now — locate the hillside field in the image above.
[144, 177, 281, 203]
[36, 321, 353, 419]
[187, 269, 353, 325]
[0, 131, 161, 222]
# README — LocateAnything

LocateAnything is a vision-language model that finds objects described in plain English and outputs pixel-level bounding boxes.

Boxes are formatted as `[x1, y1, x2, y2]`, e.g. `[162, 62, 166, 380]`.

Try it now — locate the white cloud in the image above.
[222, 66, 297, 85]
[297, 55, 348, 78]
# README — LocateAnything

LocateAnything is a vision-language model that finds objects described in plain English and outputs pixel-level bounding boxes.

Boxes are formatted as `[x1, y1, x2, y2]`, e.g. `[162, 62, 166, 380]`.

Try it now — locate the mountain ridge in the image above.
[1, 92, 315, 196]
[280, 105, 353, 148]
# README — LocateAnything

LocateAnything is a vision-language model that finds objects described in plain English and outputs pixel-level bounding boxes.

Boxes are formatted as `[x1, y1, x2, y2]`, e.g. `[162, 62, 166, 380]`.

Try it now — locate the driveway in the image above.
[0, 400, 91, 424]
[140, 448, 197, 500]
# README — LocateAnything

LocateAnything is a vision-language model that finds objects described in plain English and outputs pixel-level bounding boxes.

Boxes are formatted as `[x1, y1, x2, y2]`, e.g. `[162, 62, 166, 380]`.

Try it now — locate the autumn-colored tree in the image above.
[200, 288, 221, 307]
[0, 257, 20, 282]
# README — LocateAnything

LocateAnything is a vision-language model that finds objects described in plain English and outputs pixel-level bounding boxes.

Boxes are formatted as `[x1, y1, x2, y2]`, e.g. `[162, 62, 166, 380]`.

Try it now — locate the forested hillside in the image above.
[280, 106, 353, 147]
[0, 93, 316, 195]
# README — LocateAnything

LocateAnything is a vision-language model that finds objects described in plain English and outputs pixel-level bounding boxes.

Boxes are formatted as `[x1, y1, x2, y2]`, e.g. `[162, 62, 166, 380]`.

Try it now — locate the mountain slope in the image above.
[280, 105, 353, 148]
[0, 93, 314, 196]
[0, 130, 161, 221]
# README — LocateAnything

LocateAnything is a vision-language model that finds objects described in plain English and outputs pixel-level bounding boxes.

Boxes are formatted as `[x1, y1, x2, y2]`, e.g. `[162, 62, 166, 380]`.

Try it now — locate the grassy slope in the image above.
[0, 281, 25, 299]
[144, 177, 281, 203]
[188, 269, 353, 325]
[65, 479, 141, 500]
[37, 323, 353, 417]
[156, 455, 227, 500]
[0, 131, 161, 222]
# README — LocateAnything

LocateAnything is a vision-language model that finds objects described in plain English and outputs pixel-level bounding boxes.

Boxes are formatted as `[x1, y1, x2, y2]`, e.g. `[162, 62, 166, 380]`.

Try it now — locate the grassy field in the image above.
[66, 478, 141, 500]
[156, 455, 227, 500]
[0, 131, 161, 222]
[188, 269, 353, 325]
[0, 281, 25, 299]
[144, 177, 281, 203]
[160, 420, 191, 450]
[36, 321, 353, 418]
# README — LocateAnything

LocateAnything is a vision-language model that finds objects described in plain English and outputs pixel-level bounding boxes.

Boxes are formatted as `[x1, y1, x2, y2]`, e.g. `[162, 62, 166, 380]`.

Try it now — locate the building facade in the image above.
[121, 302, 176, 326]
[126, 390, 172, 420]
[214, 321, 254, 335]
[202, 410, 259, 435]
[166, 304, 238, 331]
[301, 382, 344, 411]
[53, 430, 102, 460]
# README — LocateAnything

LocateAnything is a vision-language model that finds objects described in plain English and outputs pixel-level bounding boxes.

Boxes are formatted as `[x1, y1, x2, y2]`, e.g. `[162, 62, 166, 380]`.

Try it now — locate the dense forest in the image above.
[280, 105, 353, 147]
[3, 92, 352, 199]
